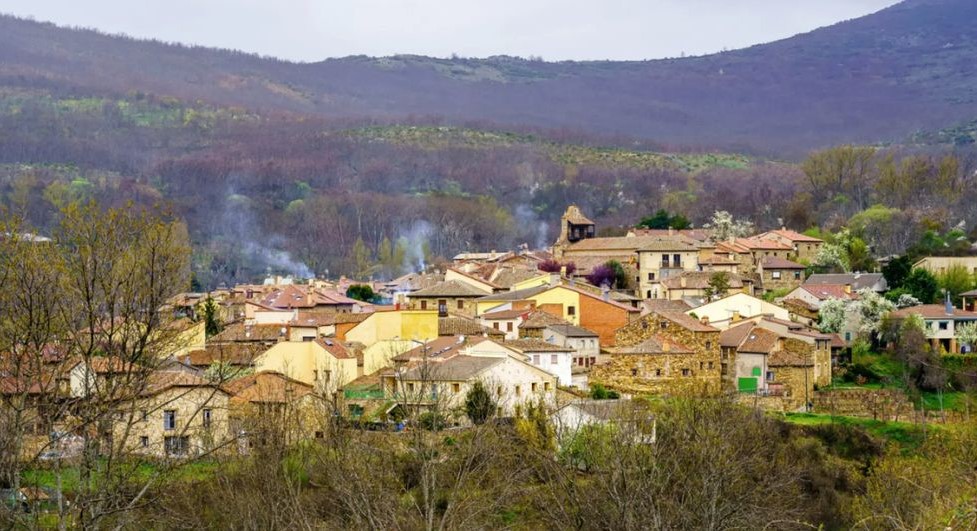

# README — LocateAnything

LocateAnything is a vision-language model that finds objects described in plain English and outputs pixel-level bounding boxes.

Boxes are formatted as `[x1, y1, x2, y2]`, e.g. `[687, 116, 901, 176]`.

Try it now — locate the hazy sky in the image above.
[0, 0, 900, 62]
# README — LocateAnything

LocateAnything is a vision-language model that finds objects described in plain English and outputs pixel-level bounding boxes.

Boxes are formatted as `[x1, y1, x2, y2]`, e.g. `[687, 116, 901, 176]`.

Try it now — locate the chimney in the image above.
[844, 284, 852, 295]
[601, 284, 610, 302]
[306, 288, 315, 306]
[668, 227, 674, 236]
[680, 276, 687, 288]
[662, 340, 670, 353]
[945, 291, 954, 315]
[700, 316, 709, 325]
[560, 265, 567, 277]
[731, 311, 741, 322]
[549, 273, 559, 287]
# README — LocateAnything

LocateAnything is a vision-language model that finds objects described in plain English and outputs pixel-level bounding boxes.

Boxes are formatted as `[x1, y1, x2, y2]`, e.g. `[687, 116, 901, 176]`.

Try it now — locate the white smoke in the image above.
[515, 204, 549, 250]
[222, 186, 314, 280]
[399, 220, 433, 273]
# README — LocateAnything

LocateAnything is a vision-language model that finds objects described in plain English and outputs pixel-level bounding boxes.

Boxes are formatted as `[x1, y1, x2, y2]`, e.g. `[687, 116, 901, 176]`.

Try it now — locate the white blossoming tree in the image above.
[706, 210, 754, 241]
[818, 298, 848, 334]
[957, 321, 977, 352]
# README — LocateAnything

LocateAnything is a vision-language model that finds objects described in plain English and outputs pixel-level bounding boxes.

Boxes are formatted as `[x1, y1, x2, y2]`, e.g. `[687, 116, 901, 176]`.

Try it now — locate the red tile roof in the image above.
[801, 285, 857, 301]
[761, 229, 824, 243]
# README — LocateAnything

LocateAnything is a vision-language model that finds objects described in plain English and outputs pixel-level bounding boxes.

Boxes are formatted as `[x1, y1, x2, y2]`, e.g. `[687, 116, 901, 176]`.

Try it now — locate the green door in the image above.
[738, 377, 758, 393]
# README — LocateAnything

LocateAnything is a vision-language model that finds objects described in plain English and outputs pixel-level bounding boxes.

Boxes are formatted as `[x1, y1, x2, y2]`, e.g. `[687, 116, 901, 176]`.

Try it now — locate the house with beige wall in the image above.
[113, 371, 232, 459]
[254, 338, 358, 393]
[685, 292, 792, 329]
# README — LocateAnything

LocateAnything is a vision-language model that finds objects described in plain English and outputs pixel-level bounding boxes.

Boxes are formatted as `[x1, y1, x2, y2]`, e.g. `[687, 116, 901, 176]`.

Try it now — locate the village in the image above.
[5, 204, 976, 468]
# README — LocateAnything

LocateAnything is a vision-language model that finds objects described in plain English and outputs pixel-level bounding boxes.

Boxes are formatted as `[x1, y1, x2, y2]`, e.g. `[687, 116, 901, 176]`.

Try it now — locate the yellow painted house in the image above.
[344, 310, 439, 347]
[361, 339, 416, 375]
[254, 338, 358, 393]
[527, 285, 584, 326]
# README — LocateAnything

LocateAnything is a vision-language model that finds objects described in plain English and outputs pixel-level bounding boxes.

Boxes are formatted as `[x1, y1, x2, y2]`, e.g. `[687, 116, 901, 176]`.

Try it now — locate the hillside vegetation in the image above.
[2, 0, 977, 152]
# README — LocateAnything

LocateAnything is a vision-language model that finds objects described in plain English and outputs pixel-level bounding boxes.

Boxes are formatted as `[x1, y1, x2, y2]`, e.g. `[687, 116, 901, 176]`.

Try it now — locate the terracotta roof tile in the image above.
[409, 280, 491, 298]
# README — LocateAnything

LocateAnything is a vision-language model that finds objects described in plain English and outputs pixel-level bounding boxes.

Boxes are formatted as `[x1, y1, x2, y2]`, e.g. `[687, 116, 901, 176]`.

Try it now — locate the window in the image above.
[457, 300, 464, 310]
[661, 255, 670, 267]
[772, 271, 782, 279]
[140, 436, 149, 448]
[631, 368, 638, 376]
[567, 306, 576, 316]
[315, 431, 324, 439]
[794, 271, 802, 280]
[939, 321, 949, 331]
[636, 276, 640, 283]
[452, 383, 460, 393]
[659, 320, 668, 330]
[407, 383, 415, 393]
[141, 410, 148, 422]
[655, 368, 662, 377]
[647, 290, 652, 298]
[681, 368, 690, 377]
[705, 341, 712, 350]
[163, 410, 176, 431]
[532, 382, 538, 392]
[202, 409, 212, 429]
[420, 300, 428, 310]
[164, 436, 189, 457]
[515, 385, 522, 397]
[506, 322, 513, 332]
[699, 362, 704, 370]
[544, 382, 551, 391]
[673, 254, 681, 267]
[708, 361, 714, 370]
[766, 371, 775, 382]
[493, 322, 500, 330]
[533, 354, 540, 364]
[303, 336, 314, 342]
[497, 386, 503, 396]
[648, 273, 655, 281]
[551, 354, 558, 364]
[844, 332, 852, 341]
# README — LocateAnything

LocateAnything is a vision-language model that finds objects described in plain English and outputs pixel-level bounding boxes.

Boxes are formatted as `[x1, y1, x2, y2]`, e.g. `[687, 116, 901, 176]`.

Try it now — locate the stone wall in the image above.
[813, 388, 915, 421]
[591, 353, 722, 396]
[409, 297, 477, 317]
[594, 312, 723, 395]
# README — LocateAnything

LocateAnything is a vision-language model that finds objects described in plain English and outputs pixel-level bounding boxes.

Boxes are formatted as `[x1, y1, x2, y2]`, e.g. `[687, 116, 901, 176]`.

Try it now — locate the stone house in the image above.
[635, 239, 700, 300]
[659, 271, 750, 302]
[592, 311, 722, 396]
[406, 280, 492, 317]
[755, 229, 824, 263]
[225, 372, 325, 449]
[112, 371, 232, 459]
[758, 256, 807, 294]
[721, 323, 815, 411]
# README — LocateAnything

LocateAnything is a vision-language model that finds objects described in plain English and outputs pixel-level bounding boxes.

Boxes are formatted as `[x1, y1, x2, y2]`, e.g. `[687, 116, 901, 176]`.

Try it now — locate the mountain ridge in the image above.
[1, 0, 976, 153]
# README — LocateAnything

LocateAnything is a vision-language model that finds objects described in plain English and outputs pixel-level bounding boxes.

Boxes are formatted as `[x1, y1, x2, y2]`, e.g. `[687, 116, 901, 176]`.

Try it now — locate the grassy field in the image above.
[782, 412, 928, 448]
[21, 459, 220, 495]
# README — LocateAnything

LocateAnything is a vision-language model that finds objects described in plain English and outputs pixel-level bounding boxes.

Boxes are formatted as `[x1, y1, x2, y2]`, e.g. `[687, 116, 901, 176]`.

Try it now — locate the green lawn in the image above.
[782, 412, 928, 448]
[21, 459, 220, 495]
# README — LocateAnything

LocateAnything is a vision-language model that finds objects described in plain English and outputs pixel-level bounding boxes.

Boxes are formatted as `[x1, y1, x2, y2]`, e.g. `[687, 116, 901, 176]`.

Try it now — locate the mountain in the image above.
[2, 0, 977, 154]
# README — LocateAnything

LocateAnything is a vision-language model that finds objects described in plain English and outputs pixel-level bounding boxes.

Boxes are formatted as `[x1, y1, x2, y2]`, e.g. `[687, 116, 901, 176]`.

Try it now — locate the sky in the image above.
[0, 0, 900, 62]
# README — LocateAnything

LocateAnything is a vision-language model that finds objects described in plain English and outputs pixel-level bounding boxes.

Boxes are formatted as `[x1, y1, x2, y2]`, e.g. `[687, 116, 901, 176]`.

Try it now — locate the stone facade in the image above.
[409, 296, 478, 317]
[592, 312, 723, 396]
[760, 268, 805, 293]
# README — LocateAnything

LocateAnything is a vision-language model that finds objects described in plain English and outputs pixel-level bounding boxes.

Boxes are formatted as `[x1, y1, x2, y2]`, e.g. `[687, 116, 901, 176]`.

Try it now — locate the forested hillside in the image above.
[3, 0, 977, 287]
[2, 0, 977, 152]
